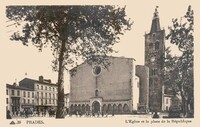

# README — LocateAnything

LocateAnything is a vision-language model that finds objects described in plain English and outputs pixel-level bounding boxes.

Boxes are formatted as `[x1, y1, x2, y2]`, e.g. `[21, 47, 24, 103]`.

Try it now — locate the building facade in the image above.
[144, 7, 165, 111]
[6, 83, 35, 115]
[162, 94, 173, 111]
[19, 76, 58, 113]
[69, 56, 140, 114]
[136, 65, 149, 113]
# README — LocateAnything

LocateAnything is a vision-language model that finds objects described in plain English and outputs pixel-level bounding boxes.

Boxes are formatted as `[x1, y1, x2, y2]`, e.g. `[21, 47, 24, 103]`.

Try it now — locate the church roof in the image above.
[69, 55, 136, 72]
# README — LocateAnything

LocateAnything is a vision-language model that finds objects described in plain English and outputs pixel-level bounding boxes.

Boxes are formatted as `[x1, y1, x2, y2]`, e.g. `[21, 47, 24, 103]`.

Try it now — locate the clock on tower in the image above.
[144, 6, 165, 112]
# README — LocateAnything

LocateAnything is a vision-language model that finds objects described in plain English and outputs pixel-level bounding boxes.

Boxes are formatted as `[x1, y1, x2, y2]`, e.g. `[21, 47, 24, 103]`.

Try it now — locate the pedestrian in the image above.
[16, 110, 19, 117]
[38, 110, 40, 117]
[102, 111, 104, 117]
[25, 109, 28, 118]
[112, 108, 115, 116]
[7, 110, 12, 119]
[12, 111, 15, 117]
[92, 111, 95, 117]
[152, 112, 159, 118]
[106, 110, 108, 117]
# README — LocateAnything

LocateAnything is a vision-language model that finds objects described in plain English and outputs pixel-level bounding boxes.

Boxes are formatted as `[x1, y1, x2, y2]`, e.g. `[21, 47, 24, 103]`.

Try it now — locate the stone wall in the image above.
[70, 57, 134, 103]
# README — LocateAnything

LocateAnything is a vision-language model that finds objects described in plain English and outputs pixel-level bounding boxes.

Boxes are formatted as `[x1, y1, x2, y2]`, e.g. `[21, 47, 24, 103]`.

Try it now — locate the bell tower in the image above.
[144, 6, 165, 112]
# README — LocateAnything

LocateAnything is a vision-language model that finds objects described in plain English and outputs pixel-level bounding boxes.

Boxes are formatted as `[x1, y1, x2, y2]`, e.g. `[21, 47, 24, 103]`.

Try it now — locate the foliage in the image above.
[6, 6, 133, 70]
[6, 5, 133, 118]
[165, 5, 194, 117]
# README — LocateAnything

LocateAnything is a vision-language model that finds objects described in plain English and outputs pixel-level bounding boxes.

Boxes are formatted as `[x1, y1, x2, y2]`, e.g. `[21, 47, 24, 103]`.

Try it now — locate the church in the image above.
[69, 57, 142, 114]
[69, 7, 165, 114]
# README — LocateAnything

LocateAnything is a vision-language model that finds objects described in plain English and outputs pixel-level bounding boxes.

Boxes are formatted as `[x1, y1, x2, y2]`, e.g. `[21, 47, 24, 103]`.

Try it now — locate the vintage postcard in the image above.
[0, 0, 199, 127]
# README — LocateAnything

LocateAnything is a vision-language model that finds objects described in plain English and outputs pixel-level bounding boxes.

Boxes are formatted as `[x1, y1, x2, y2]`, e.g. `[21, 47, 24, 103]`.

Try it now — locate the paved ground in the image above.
[11, 112, 168, 119]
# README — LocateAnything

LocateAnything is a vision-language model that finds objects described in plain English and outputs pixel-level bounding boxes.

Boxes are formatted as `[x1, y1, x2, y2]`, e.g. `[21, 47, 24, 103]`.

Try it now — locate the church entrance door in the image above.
[92, 101, 100, 113]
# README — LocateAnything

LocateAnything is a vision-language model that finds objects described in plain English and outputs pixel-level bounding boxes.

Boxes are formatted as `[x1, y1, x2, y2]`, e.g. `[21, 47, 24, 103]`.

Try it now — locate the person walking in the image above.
[101, 111, 104, 117]
[152, 112, 159, 118]
[25, 109, 28, 118]
[112, 108, 115, 116]
[7, 110, 12, 119]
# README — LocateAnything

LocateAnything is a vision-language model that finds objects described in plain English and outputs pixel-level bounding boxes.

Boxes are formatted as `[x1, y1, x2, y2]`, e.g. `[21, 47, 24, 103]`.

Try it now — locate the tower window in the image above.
[152, 33, 156, 40]
[151, 68, 157, 76]
[155, 41, 159, 50]
[149, 43, 153, 50]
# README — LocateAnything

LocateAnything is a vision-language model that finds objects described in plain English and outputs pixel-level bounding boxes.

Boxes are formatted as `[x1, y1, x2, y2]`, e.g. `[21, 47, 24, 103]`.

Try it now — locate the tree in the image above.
[6, 6, 133, 118]
[166, 5, 194, 117]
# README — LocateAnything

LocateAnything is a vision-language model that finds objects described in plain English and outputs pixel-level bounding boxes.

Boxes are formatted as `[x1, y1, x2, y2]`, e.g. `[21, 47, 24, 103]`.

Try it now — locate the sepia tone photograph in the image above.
[0, 0, 199, 127]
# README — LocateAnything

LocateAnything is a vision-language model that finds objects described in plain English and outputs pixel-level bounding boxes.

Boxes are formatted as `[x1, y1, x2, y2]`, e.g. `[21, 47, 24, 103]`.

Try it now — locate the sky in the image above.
[0, 0, 197, 93]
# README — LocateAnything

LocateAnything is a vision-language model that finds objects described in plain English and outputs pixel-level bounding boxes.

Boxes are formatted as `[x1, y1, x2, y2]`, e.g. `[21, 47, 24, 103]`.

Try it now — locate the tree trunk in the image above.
[56, 41, 66, 118]
[180, 90, 186, 117]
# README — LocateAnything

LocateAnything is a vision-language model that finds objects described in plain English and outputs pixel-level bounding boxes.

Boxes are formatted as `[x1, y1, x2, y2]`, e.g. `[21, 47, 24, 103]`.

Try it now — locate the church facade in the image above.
[69, 57, 140, 114]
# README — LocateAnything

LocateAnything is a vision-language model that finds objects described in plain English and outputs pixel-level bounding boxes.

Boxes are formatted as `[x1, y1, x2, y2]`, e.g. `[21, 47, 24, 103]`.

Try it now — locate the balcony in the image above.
[21, 103, 35, 106]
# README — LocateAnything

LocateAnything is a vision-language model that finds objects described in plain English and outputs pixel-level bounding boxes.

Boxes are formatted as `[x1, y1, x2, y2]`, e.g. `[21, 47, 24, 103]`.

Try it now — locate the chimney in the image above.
[47, 79, 51, 84]
[39, 76, 44, 82]
[13, 82, 17, 87]
[13, 78, 18, 86]
[44, 79, 51, 84]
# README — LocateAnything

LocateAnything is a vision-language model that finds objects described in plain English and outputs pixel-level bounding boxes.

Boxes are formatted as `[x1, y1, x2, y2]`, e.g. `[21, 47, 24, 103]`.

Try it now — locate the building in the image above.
[136, 65, 149, 113]
[144, 7, 165, 111]
[6, 83, 35, 115]
[162, 94, 173, 111]
[69, 56, 140, 114]
[19, 76, 58, 113]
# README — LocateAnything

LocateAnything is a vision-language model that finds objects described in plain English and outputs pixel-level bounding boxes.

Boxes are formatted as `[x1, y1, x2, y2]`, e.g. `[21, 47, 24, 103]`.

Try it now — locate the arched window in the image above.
[102, 104, 107, 113]
[108, 104, 112, 114]
[123, 104, 129, 113]
[113, 104, 118, 114]
[82, 104, 86, 113]
[118, 104, 123, 113]
[86, 104, 90, 112]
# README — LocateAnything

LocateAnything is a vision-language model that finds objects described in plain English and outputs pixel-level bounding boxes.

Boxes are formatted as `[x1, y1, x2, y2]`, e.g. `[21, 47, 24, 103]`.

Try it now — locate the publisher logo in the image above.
[10, 120, 21, 125]
[10, 121, 15, 125]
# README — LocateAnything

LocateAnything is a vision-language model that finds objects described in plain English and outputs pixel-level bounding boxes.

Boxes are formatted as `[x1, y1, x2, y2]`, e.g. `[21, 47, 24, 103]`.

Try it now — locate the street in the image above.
[11, 112, 169, 119]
